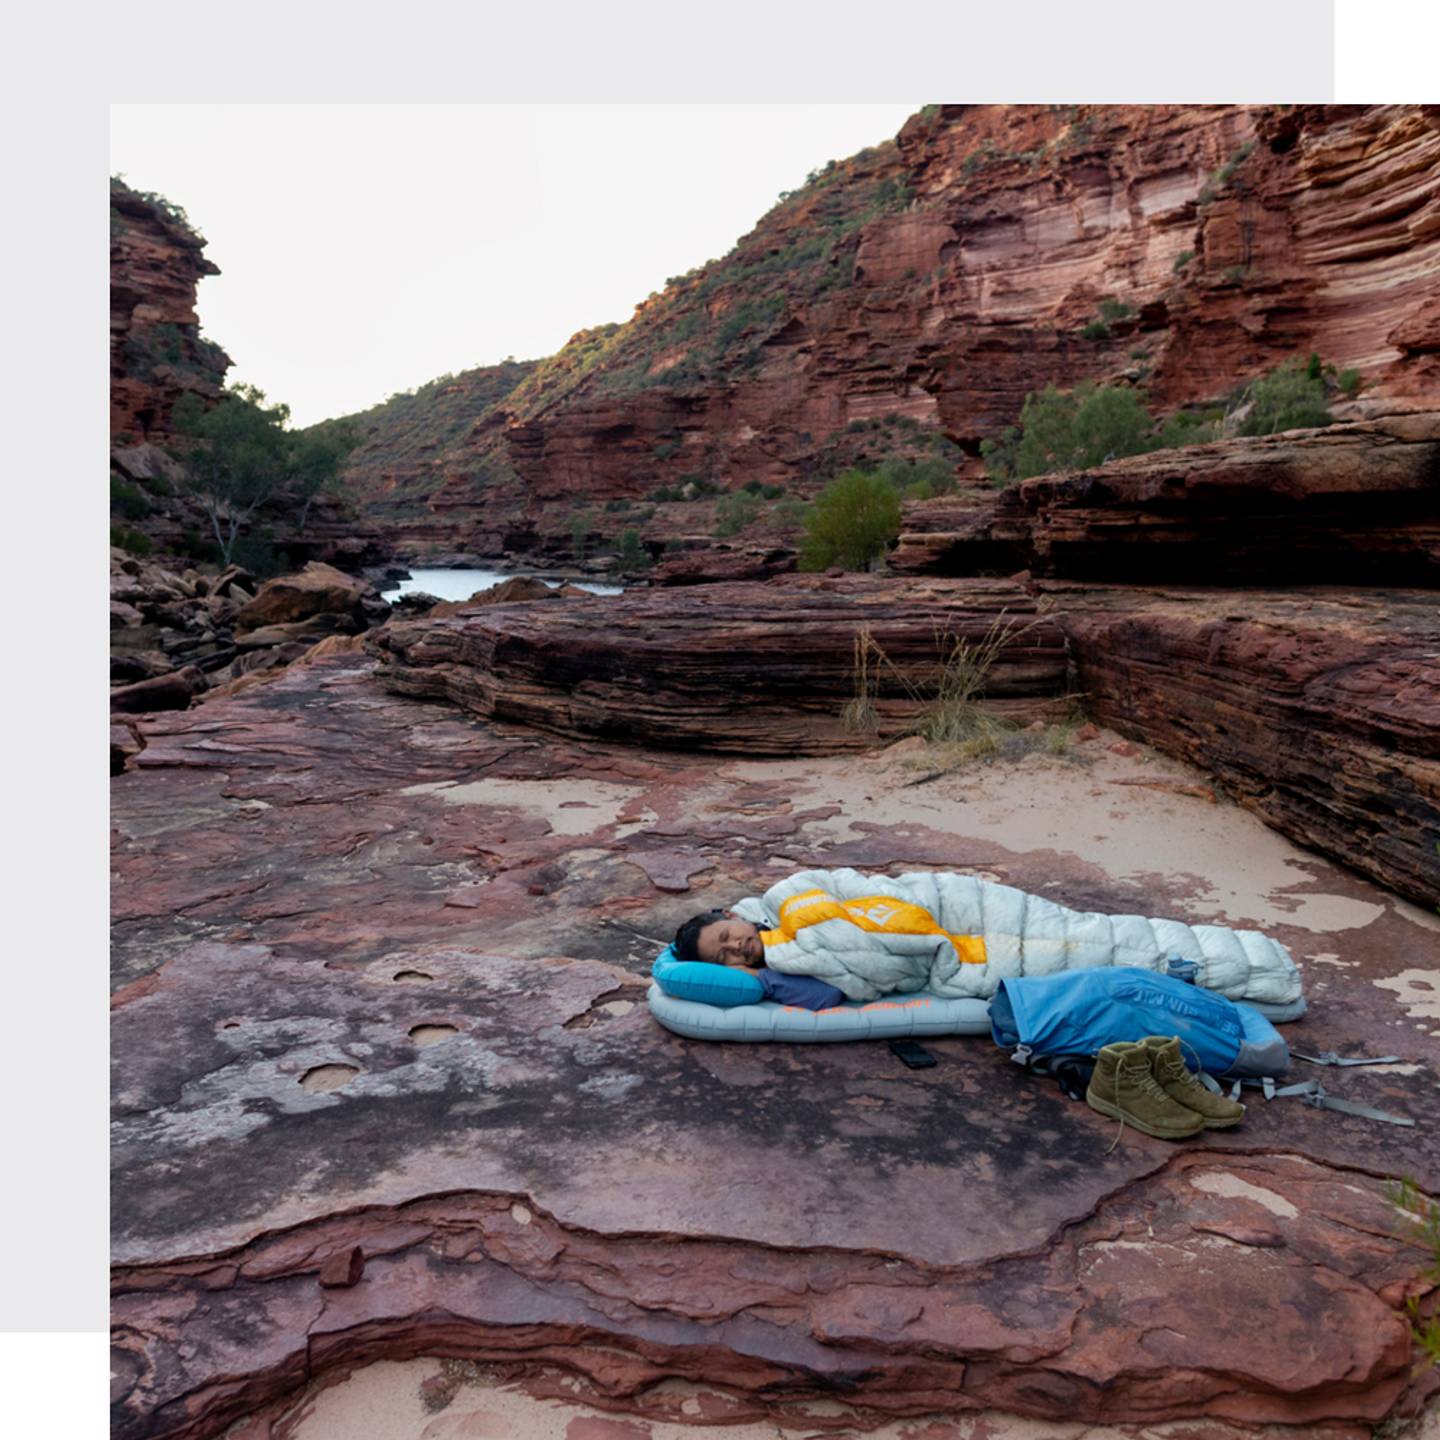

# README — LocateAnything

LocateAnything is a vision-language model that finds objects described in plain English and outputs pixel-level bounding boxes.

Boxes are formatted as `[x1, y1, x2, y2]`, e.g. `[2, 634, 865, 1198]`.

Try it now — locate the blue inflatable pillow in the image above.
[652, 947, 764, 1007]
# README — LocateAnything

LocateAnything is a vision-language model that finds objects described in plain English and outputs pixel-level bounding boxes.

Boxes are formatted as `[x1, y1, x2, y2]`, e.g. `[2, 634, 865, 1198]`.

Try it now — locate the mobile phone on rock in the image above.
[889, 1039, 938, 1069]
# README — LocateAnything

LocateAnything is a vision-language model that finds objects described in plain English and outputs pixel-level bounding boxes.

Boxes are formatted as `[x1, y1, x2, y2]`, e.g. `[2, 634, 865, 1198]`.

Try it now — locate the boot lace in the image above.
[1104, 1062, 1174, 1155]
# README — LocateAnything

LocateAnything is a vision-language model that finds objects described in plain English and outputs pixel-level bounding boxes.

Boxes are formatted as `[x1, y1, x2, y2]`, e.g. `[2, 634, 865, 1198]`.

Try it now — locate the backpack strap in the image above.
[1233, 1077, 1414, 1126]
[1293, 1049, 1401, 1067]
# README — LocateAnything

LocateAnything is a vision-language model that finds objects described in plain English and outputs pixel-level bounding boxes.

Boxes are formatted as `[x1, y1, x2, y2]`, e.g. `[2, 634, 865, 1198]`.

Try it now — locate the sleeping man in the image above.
[673, 908, 845, 1010]
[672, 866, 1302, 1012]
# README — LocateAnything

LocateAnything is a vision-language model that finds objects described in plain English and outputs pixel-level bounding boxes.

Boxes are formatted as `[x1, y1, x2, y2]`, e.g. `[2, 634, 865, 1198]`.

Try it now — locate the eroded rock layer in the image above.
[369, 576, 1069, 753]
[891, 413, 1440, 583]
[1047, 583, 1440, 909]
[369, 573, 1439, 905]
[109, 657, 1440, 1439]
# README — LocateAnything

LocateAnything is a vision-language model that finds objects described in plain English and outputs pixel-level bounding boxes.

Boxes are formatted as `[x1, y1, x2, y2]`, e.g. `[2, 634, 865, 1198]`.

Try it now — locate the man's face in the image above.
[696, 917, 763, 967]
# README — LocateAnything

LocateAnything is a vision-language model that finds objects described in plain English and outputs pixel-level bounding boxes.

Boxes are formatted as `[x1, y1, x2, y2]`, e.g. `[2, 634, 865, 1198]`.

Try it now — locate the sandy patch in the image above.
[1374, 969, 1440, 1034]
[282, 1355, 1260, 1440]
[721, 736, 1391, 935]
[402, 777, 644, 835]
[1188, 1171, 1300, 1218]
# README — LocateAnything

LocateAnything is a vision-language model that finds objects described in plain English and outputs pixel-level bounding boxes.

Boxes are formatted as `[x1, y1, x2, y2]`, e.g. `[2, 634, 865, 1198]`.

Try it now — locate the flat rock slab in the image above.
[111, 657, 1440, 1439]
[368, 575, 1069, 754]
[891, 414, 1440, 585]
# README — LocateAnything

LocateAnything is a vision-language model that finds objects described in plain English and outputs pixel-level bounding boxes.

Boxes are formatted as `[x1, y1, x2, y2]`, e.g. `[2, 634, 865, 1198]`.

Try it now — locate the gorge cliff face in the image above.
[329, 104, 1440, 561]
[110, 179, 230, 445]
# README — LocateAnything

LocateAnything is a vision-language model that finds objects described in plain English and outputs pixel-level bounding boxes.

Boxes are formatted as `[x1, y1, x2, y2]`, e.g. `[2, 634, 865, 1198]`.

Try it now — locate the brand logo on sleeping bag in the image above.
[775, 889, 987, 965]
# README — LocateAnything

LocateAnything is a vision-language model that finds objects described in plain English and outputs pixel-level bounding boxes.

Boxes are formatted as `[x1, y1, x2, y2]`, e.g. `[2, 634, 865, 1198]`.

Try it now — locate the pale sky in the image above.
[110, 104, 920, 427]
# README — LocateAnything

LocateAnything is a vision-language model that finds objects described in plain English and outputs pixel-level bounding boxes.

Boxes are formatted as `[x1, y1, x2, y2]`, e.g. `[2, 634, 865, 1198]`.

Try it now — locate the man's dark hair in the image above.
[673, 909, 729, 963]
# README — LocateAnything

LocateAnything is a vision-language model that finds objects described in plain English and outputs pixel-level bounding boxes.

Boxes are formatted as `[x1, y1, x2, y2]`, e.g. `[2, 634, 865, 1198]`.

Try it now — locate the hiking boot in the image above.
[1086, 1041, 1206, 1141]
[1142, 1035, 1246, 1129]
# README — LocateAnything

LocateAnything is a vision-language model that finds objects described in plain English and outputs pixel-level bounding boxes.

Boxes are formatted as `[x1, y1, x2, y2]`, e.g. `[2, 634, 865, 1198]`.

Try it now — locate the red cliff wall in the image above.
[333, 104, 1440, 560]
[110, 180, 230, 444]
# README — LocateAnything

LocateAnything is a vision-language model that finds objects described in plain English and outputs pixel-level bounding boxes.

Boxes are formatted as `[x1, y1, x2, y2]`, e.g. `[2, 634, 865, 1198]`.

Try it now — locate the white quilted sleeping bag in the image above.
[731, 867, 1303, 1007]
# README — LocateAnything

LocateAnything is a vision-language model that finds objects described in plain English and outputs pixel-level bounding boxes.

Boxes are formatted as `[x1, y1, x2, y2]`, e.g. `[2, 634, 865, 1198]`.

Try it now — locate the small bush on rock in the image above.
[982, 383, 1160, 484]
[110, 525, 153, 557]
[1238, 357, 1333, 436]
[615, 529, 651, 575]
[715, 491, 762, 537]
[798, 469, 902, 571]
[111, 475, 151, 520]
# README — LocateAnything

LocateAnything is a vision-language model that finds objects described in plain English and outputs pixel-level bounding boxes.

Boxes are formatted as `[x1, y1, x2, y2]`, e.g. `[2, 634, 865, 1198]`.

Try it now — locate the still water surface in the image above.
[381, 567, 623, 603]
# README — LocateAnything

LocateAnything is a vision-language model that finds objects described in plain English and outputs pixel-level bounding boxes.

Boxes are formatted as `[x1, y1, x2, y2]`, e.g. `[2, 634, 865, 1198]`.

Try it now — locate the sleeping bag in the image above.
[731, 867, 1302, 1008]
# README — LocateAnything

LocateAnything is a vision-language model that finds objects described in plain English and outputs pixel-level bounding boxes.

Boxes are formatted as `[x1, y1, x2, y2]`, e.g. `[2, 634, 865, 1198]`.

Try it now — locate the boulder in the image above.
[234, 562, 378, 634]
[211, 565, 256, 600]
[234, 615, 352, 650]
[425, 575, 570, 618]
[110, 443, 187, 488]
[109, 665, 206, 715]
[650, 544, 797, 586]
[389, 591, 443, 616]
[110, 651, 172, 685]
[109, 716, 145, 775]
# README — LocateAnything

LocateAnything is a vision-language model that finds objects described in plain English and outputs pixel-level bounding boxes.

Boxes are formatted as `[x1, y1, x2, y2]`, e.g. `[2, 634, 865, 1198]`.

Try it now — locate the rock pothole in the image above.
[409, 1024, 460, 1047]
[299, 1063, 361, 1093]
[393, 970, 434, 984]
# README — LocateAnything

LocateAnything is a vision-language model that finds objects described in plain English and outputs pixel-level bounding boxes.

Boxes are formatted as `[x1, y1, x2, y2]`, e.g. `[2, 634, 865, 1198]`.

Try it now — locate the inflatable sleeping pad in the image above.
[648, 949, 1305, 1045]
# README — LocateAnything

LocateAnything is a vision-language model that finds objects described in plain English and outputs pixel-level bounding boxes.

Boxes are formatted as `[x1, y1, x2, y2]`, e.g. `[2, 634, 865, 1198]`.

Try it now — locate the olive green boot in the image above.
[1086, 1041, 1206, 1142]
[1141, 1035, 1246, 1129]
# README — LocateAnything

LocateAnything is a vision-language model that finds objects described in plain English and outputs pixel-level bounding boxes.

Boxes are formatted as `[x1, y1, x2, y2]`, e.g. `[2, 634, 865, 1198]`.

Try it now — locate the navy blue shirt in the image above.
[755, 967, 846, 1011]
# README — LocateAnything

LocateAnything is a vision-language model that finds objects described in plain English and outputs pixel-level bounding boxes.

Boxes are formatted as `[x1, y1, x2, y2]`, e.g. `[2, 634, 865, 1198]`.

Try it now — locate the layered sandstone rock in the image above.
[891, 413, 1440, 583]
[1046, 583, 1440, 909]
[371, 566, 1438, 905]
[370, 575, 1069, 753]
[110, 179, 230, 444]
[108, 656, 1440, 1439]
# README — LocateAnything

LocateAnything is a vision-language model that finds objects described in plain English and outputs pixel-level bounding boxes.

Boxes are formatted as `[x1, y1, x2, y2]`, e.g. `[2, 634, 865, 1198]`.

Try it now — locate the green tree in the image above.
[173, 385, 354, 564]
[293, 421, 359, 534]
[798, 469, 902, 571]
[1238, 358, 1333, 436]
[982, 383, 1160, 484]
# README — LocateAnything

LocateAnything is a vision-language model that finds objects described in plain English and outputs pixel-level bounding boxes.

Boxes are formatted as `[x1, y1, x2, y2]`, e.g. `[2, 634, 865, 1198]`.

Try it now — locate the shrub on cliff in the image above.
[173, 384, 355, 565]
[874, 455, 957, 499]
[714, 491, 761, 537]
[110, 475, 151, 521]
[982, 383, 1159, 484]
[797, 469, 902, 571]
[1237, 357, 1333, 436]
[615, 528, 651, 575]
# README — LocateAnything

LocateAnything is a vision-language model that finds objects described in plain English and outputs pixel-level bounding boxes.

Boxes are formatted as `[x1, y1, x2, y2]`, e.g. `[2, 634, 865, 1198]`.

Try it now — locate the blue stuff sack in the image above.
[989, 966, 1288, 1080]
[652, 947, 765, 1008]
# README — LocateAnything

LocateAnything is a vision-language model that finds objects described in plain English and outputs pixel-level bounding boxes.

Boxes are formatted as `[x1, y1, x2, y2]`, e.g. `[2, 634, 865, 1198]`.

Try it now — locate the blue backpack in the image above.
[989, 966, 1289, 1082]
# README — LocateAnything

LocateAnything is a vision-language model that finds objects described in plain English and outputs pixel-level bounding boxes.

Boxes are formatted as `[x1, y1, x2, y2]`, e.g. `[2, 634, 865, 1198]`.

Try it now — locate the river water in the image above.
[380, 567, 624, 603]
